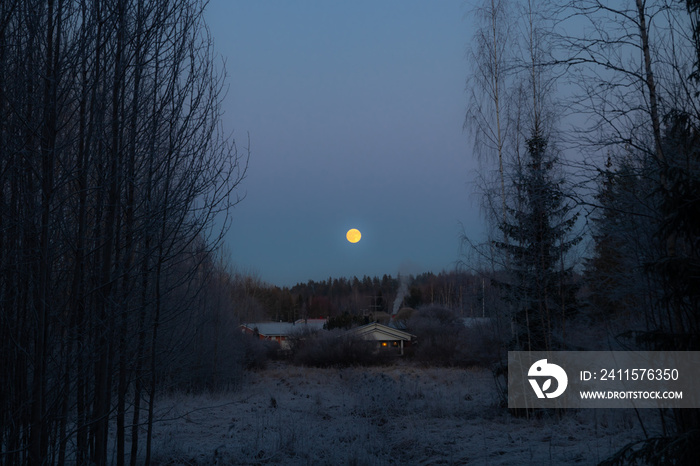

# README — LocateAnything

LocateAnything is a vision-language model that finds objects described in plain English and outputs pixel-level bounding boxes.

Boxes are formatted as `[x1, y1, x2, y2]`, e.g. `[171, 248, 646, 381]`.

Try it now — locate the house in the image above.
[345, 322, 416, 355]
[239, 320, 326, 350]
[294, 318, 327, 331]
[460, 317, 493, 328]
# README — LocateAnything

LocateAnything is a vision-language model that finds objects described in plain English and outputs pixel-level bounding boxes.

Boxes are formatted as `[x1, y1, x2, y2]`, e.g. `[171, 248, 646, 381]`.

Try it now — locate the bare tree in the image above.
[0, 1, 247, 464]
[552, 0, 700, 461]
[466, 0, 515, 232]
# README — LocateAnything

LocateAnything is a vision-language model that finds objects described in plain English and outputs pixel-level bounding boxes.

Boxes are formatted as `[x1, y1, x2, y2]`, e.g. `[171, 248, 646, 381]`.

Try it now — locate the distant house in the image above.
[345, 322, 416, 355]
[239, 320, 326, 350]
[294, 318, 327, 331]
[460, 317, 493, 328]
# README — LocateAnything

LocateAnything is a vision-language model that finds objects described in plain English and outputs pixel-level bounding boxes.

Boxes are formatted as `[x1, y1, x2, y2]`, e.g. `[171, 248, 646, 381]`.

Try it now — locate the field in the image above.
[146, 362, 656, 465]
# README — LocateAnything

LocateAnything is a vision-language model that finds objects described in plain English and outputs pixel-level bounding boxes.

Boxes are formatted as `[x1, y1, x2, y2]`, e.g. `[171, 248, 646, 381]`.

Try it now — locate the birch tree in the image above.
[0, 1, 247, 464]
[466, 0, 514, 232]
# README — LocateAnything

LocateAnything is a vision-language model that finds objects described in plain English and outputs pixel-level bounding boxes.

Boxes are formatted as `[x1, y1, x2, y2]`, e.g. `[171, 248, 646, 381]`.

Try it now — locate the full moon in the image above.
[346, 228, 361, 243]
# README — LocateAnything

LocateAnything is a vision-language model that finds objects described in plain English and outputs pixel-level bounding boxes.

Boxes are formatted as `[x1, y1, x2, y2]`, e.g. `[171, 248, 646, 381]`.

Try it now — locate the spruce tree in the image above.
[584, 156, 652, 322]
[494, 125, 581, 351]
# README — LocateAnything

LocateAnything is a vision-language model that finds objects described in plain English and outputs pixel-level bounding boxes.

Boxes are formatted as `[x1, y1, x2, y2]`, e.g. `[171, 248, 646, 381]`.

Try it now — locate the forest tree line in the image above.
[238, 270, 507, 323]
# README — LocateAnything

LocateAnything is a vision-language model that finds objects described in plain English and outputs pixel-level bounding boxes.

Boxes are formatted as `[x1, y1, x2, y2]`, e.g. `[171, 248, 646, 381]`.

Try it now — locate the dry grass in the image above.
[144, 362, 656, 465]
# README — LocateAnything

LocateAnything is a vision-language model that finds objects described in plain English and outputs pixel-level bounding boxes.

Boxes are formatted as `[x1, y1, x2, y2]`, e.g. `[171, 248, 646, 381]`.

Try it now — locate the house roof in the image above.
[293, 318, 327, 331]
[460, 317, 493, 328]
[346, 322, 416, 341]
[240, 321, 323, 337]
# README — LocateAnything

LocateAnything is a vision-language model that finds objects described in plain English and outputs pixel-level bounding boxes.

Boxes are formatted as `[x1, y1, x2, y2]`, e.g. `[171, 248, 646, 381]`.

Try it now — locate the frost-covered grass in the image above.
[145, 362, 657, 465]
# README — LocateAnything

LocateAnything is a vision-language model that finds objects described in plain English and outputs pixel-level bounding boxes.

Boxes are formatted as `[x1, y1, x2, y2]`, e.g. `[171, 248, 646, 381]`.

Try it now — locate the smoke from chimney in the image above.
[392, 274, 410, 315]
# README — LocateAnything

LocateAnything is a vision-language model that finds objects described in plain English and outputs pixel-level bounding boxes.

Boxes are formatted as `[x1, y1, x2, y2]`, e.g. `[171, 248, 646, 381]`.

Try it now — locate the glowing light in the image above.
[346, 228, 361, 243]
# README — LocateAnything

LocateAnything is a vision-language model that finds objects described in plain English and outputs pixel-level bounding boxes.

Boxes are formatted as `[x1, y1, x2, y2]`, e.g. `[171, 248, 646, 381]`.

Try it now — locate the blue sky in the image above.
[205, 1, 482, 286]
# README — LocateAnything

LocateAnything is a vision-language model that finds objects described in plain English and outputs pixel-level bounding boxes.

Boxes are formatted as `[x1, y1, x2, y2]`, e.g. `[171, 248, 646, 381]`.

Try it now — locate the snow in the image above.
[145, 362, 657, 465]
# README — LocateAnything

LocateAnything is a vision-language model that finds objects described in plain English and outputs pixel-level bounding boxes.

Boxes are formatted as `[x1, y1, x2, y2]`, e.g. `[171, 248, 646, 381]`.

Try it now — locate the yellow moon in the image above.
[346, 228, 361, 243]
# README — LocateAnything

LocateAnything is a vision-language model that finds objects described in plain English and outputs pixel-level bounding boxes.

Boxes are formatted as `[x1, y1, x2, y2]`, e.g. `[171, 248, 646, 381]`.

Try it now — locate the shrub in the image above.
[241, 334, 279, 370]
[392, 307, 416, 329]
[293, 330, 392, 367]
[454, 322, 501, 367]
[407, 306, 464, 366]
[284, 325, 321, 356]
[407, 305, 500, 367]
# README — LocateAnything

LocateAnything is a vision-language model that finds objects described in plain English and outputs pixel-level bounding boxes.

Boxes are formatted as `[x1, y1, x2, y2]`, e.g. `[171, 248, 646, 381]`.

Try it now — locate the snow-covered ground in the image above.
[146, 362, 657, 465]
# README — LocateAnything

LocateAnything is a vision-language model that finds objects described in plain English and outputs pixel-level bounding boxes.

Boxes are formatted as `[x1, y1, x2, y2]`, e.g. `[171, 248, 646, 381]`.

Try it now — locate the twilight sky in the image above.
[205, 1, 482, 287]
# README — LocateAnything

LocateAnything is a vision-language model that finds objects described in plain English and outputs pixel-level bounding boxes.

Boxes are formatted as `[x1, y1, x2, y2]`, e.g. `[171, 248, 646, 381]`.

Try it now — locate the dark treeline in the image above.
[0, 1, 246, 465]
[241, 270, 503, 322]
